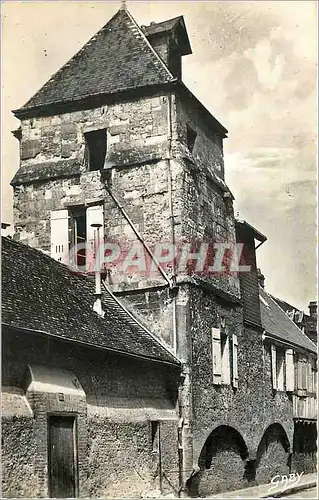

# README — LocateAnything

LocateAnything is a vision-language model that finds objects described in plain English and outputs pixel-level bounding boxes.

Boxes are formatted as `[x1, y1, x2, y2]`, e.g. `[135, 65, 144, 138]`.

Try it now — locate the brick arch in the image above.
[187, 425, 250, 497]
[256, 423, 291, 485]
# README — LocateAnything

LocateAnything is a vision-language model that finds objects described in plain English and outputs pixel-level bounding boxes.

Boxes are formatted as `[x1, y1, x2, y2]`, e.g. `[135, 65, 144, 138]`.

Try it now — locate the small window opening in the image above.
[72, 207, 86, 267]
[85, 129, 107, 171]
[151, 421, 159, 453]
[186, 125, 197, 153]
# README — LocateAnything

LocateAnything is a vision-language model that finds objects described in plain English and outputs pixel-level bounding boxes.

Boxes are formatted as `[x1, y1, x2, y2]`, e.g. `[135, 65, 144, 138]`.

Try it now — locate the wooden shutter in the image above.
[285, 349, 294, 392]
[277, 353, 284, 391]
[302, 358, 308, 390]
[212, 327, 222, 385]
[221, 336, 231, 385]
[50, 210, 69, 262]
[271, 345, 277, 389]
[232, 334, 238, 388]
[307, 359, 312, 393]
[86, 205, 104, 251]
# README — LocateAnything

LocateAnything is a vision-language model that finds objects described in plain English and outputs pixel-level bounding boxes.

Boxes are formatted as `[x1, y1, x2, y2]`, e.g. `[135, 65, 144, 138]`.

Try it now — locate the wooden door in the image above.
[48, 415, 77, 498]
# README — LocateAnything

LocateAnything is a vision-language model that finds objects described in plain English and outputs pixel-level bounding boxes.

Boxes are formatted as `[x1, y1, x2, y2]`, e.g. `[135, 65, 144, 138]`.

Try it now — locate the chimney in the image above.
[257, 268, 265, 289]
[142, 16, 192, 80]
[308, 301, 317, 319]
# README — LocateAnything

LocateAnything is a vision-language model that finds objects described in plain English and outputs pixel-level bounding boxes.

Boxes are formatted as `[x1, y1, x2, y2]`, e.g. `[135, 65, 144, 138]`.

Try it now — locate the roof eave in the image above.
[12, 79, 178, 119]
[174, 81, 228, 137]
[2, 322, 182, 368]
[12, 79, 228, 139]
[263, 331, 317, 356]
[236, 219, 267, 243]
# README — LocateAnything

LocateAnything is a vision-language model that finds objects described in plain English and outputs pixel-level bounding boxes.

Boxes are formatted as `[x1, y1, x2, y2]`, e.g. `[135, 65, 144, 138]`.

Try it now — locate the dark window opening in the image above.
[72, 208, 86, 267]
[186, 125, 197, 153]
[85, 129, 107, 171]
[151, 420, 159, 453]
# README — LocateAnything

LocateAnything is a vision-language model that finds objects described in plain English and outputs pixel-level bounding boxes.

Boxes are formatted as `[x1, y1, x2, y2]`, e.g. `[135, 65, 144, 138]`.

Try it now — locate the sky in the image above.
[1, 0, 317, 311]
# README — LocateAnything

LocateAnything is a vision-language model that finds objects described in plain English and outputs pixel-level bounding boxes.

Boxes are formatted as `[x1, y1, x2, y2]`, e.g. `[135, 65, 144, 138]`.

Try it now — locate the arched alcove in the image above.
[256, 423, 290, 484]
[187, 425, 249, 497]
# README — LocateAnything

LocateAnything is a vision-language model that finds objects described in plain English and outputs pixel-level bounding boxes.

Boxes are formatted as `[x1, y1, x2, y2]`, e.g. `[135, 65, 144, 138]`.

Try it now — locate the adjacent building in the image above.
[3, 5, 317, 498]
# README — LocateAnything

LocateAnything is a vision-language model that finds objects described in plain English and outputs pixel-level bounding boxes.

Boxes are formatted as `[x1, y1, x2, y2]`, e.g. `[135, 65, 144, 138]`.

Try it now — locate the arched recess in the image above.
[187, 425, 250, 497]
[256, 423, 290, 484]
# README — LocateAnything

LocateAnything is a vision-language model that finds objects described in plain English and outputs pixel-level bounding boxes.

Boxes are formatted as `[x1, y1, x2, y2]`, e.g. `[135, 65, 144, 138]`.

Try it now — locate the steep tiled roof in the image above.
[259, 287, 316, 354]
[1, 237, 179, 366]
[15, 7, 174, 113]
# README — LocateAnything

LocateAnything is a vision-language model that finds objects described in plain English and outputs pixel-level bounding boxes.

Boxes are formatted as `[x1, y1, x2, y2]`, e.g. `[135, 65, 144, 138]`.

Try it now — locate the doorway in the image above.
[48, 415, 78, 498]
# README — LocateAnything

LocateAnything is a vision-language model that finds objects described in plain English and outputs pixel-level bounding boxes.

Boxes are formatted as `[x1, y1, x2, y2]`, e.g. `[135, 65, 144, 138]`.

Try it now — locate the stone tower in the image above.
[11, 6, 257, 494]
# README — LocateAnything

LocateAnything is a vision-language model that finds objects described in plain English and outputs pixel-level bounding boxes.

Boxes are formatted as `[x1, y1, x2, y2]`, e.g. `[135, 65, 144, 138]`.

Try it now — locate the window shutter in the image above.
[312, 358, 317, 394]
[285, 349, 294, 392]
[307, 358, 313, 392]
[271, 345, 277, 389]
[297, 356, 303, 390]
[86, 205, 104, 251]
[50, 210, 69, 262]
[302, 358, 307, 390]
[232, 334, 238, 388]
[221, 336, 231, 385]
[277, 353, 284, 391]
[212, 327, 222, 385]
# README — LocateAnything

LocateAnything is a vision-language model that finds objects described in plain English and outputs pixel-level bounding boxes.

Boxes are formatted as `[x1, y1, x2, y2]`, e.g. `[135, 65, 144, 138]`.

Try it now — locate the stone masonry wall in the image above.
[13, 93, 173, 261]
[173, 94, 240, 299]
[185, 285, 298, 494]
[1, 416, 41, 498]
[2, 329, 180, 498]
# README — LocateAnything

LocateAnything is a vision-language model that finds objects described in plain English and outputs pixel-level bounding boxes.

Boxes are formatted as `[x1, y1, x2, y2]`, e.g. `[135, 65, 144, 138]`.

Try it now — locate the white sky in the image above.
[1, 1, 317, 311]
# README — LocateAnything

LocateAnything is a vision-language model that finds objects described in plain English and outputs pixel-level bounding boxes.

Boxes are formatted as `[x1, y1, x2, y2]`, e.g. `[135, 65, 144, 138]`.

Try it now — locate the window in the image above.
[150, 421, 159, 453]
[296, 355, 308, 392]
[71, 207, 87, 267]
[85, 129, 107, 171]
[186, 125, 197, 153]
[212, 326, 238, 387]
[50, 205, 104, 268]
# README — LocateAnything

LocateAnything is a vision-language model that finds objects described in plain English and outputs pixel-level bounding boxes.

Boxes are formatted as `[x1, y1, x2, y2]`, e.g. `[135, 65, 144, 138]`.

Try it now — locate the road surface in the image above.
[284, 486, 317, 498]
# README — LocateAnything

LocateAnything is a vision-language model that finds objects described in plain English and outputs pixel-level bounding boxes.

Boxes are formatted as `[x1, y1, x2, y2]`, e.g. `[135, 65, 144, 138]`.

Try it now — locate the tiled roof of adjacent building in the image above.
[15, 7, 174, 112]
[1, 237, 180, 366]
[259, 286, 317, 354]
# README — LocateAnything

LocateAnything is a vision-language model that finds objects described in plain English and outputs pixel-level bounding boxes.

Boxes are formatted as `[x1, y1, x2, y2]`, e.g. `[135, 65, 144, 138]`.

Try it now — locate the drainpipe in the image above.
[92, 223, 105, 318]
[166, 93, 178, 355]
[166, 94, 193, 497]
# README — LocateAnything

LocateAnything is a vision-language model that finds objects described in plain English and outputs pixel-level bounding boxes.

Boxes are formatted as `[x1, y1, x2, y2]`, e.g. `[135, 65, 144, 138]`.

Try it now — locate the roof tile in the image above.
[17, 8, 173, 112]
[260, 286, 316, 354]
[1, 237, 179, 366]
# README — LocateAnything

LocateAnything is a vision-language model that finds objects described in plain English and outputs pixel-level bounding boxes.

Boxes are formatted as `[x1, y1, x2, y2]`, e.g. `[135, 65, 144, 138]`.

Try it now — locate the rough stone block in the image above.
[21, 140, 41, 160]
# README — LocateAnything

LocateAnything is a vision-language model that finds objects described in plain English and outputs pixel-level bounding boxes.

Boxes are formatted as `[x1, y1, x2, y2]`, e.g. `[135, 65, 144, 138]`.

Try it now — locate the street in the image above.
[284, 487, 317, 498]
